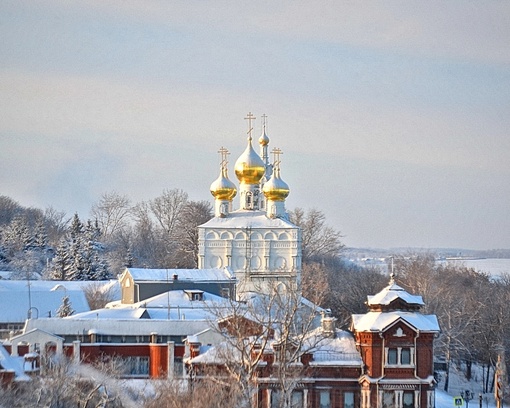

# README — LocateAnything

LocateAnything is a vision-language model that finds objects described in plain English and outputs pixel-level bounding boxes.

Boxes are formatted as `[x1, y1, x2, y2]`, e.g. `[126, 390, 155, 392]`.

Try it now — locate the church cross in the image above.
[218, 146, 230, 169]
[244, 112, 256, 140]
[261, 113, 268, 131]
[271, 147, 283, 169]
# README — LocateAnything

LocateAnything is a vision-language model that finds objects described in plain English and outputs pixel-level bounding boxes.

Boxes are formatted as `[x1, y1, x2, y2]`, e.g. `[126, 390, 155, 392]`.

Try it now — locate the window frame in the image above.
[385, 346, 415, 367]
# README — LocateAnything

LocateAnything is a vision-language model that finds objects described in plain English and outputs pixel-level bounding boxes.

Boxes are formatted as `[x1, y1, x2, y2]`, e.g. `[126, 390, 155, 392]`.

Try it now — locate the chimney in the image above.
[321, 309, 336, 338]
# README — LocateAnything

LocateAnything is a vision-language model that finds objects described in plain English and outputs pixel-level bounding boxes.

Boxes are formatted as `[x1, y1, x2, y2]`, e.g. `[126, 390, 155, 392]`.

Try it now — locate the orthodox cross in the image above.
[261, 113, 268, 131]
[271, 147, 283, 170]
[218, 146, 230, 171]
[244, 112, 256, 140]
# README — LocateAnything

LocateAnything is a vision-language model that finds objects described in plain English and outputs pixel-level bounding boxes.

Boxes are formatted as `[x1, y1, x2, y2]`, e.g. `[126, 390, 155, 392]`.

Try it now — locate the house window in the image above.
[401, 348, 411, 365]
[344, 392, 354, 408]
[403, 391, 415, 408]
[123, 356, 149, 377]
[291, 390, 303, 408]
[383, 391, 394, 408]
[319, 391, 331, 408]
[388, 348, 398, 365]
[386, 347, 414, 366]
[271, 390, 281, 408]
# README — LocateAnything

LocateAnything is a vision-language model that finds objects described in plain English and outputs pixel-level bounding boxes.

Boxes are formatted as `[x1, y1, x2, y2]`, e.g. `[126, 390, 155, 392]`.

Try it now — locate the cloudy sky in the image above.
[1, 1, 509, 250]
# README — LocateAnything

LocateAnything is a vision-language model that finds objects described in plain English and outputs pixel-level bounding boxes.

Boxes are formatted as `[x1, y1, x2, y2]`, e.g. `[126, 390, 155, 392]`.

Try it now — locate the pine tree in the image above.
[93, 254, 110, 280]
[34, 219, 48, 251]
[49, 239, 71, 280]
[20, 222, 34, 251]
[69, 213, 84, 240]
[124, 246, 134, 268]
[56, 295, 74, 317]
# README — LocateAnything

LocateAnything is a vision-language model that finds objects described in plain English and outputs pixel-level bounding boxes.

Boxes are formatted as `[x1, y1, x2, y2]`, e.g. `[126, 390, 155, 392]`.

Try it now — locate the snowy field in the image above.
[439, 258, 510, 278]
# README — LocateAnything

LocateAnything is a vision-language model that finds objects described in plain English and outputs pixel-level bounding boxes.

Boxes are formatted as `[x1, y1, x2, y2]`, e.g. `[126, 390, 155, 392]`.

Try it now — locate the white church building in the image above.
[198, 112, 301, 295]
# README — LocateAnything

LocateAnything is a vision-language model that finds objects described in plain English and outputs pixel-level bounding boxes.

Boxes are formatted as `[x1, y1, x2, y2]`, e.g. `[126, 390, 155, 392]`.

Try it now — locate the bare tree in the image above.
[146, 378, 243, 408]
[188, 281, 325, 408]
[174, 200, 213, 268]
[90, 191, 132, 239]
[83, 281, 116, 310]
[150, 189, 189, 240]
[289, 208, 344, 263]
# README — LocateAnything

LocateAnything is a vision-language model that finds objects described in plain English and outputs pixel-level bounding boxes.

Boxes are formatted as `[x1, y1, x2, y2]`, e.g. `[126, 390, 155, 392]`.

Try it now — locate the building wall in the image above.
[199, 225, 301, 294]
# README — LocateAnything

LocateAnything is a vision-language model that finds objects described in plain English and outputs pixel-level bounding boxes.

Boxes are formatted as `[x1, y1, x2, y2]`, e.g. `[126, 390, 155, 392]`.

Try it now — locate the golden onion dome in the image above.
[210, 168, 237, 200]
[259, 129, 270, 146]
[234, 138, 266, 184]
[262, 169, 290, 201]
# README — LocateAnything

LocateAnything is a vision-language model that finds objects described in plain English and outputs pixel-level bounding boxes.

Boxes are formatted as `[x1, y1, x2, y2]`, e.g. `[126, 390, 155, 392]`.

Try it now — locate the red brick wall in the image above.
[149, 344, 168, 378]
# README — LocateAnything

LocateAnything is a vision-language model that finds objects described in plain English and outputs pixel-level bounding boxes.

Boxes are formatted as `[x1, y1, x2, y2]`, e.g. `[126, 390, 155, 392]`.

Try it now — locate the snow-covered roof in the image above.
[302, 328, 362, 366]
[0, 279, 118, 294]
[188, 329, 363, 367]
[0, 290, 90, 322]
[0, 344, 30, 381]
[352, 311, 440, 333]
[0, 280, 120, 323]
[188, 342, 238, 364]
[24, 317, 211, 338]
[123, 267, 235, 282]
[27, 289, 235, 332]
[367, 281, 424, 307]
[67, 308, 148, 320]
[199, 209, 297, 230]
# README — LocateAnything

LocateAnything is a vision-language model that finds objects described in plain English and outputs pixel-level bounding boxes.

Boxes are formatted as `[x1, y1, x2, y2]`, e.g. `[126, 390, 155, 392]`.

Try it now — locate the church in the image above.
[198, 112, 301, 296]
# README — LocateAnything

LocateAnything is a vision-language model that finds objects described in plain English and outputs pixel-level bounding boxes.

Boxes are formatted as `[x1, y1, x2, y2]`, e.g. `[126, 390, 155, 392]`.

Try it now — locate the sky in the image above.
[0, 1, 509, 250]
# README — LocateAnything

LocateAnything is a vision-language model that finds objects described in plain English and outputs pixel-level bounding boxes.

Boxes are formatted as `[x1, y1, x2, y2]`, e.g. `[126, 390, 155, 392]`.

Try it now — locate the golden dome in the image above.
[210, 167, 237, 200]
[234, 138, 266, 185]
[259, 130, 270, 146]
[263, 169, 289, 201]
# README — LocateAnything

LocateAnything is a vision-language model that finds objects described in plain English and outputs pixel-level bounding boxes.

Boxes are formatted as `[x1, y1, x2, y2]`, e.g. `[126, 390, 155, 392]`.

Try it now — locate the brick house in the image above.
[352, 274, 440, 408]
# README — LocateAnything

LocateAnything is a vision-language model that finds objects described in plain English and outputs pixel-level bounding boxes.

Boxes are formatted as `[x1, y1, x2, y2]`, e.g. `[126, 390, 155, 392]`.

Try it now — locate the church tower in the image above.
[198, 113, 302, 296]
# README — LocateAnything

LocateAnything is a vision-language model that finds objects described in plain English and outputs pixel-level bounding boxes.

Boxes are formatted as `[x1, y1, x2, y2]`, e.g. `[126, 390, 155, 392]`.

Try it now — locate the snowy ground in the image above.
[435, 363, 498, 408]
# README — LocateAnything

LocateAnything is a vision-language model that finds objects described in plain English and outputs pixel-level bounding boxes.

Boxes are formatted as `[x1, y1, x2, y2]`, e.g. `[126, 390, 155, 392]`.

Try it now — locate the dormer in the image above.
[184, 290, 204, 301]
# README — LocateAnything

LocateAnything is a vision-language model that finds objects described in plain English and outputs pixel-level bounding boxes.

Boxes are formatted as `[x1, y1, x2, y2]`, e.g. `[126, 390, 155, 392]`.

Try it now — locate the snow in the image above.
[352, 311, 440, 332]
[367, 282, 424, 306]
[124, 267, 235, 282]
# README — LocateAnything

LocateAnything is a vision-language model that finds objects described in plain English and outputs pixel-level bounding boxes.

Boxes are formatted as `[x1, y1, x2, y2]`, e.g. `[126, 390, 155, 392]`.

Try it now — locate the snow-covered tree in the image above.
[48, 239, 71, 280]
[56, 295, 74, 317]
